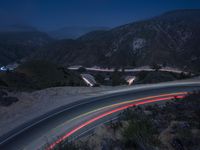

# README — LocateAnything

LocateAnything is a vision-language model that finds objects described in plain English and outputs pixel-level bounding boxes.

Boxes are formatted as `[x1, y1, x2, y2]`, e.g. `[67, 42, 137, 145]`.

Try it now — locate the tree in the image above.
[0, 78, 8, 87]
[95, 73, 105, 84]
[151, 63, 162, 71]
[111, 68, 126, 86]
[77, 67, 87, 73]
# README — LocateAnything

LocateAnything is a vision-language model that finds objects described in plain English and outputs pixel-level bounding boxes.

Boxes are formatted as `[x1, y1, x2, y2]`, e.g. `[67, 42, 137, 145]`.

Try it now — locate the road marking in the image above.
[46, 92, 187, 150]
[52, 92, 187, 129]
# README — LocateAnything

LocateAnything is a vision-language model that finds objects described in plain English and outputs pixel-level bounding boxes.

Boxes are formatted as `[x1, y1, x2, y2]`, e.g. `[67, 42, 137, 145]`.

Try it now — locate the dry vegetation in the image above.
[56, 91, 200, 150]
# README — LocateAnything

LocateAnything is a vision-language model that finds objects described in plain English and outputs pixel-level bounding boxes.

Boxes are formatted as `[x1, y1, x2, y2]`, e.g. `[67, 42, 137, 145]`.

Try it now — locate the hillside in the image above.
[0, 31, 52, 65]
[59, 91, 200, 150]
[34, 9, 200, 72]
[0, 60, 85, 90]
[48, 26, 109, 39]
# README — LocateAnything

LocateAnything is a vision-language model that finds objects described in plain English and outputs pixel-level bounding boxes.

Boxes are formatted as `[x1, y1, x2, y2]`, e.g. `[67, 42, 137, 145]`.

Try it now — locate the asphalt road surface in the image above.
[1, 81, 200, 150]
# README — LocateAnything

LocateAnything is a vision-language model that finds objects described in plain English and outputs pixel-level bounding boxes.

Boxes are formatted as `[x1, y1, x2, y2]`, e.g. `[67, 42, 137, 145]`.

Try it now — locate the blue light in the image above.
[0, 66, 7, 71]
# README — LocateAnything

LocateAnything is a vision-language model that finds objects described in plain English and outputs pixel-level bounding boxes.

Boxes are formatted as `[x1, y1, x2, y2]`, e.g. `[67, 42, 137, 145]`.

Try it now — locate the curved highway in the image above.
[0, 81, 200, 150]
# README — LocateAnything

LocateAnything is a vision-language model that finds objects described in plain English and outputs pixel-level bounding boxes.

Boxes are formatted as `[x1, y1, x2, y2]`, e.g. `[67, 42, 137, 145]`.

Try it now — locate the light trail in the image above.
[55, 92, 187, 126]
[46, 93, 187, 150]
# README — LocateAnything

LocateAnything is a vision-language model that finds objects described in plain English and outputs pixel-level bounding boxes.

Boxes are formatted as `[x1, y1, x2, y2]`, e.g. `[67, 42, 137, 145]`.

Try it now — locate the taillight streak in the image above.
[46, 94, 186, 150]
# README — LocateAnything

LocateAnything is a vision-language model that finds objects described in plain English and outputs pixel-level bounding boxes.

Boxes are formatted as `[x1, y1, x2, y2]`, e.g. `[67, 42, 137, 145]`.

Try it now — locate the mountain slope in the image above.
[48, 26, 109, 39]
[0, 60, 85, 89]
[34, 9, 200, 71]
[0, 31, 52, 65]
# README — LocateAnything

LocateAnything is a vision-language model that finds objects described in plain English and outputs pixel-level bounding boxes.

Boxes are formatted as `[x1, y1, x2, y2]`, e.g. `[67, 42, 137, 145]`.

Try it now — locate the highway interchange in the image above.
[0, 81, 200, 150]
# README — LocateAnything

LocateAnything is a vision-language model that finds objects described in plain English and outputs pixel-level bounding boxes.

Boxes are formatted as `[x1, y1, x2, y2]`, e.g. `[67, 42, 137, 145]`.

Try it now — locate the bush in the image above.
[1, 60, 86, 90]
[151, 63, 162, 71]
[137, 71, 176, 84]
[0, 96, 19, 106]
[121, 109, 160, 149]
[77, 67, 87, 73]
[0, 77, 8, 87]
[94, 73, 105, 84]
[111, 69, 126, 86]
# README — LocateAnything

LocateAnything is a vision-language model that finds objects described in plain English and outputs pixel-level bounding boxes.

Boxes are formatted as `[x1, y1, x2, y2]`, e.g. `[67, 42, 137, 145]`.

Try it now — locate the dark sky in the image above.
[0, 0, 200, 30]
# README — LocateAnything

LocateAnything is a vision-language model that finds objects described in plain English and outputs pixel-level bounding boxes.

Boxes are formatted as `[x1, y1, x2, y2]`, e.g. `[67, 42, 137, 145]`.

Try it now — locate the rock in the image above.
[0, 97, 19, 106]
[144, 110, 152, 115]
[0, 90, 8, 97]
[170, 138, 184, 150]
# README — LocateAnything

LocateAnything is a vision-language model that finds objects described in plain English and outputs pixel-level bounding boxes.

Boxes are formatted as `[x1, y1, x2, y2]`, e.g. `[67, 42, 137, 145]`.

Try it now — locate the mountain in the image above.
[34, 9, 200, 72]
[0, 30, 53, 65]
[48, 26, 109, 39]
[0, 24, 37, 32]
[0, 60, 85, 89]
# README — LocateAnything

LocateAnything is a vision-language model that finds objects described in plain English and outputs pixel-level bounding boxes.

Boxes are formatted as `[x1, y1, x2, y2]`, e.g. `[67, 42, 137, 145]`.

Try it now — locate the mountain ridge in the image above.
[33, 9, 200, 72]
[48, 26, 109, 39]
[0, 30, 53, 65]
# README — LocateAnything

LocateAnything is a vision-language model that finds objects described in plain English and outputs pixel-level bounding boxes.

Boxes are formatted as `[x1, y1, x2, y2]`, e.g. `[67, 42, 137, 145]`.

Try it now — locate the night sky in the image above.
[0, 0, 200, 30]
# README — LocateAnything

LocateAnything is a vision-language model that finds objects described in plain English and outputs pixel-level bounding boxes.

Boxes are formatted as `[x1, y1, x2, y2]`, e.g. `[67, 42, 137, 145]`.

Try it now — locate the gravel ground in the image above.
[0, 78, 199, 138]
[0, 86, 130, 137]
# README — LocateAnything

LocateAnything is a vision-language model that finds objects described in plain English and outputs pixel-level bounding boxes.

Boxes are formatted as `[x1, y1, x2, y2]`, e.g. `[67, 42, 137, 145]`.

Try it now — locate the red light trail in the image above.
[46, 93, 186, 150]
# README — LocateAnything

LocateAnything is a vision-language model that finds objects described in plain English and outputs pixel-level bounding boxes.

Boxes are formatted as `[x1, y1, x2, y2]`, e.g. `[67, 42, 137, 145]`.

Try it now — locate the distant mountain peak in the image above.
[48, 26, 110, 39]
[0, 24, 38, 32]
[34, 9, 200, 72]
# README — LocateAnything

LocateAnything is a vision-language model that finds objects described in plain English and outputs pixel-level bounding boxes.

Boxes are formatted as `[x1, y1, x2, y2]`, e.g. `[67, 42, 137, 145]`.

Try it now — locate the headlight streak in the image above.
[46, 92, 187, 150]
